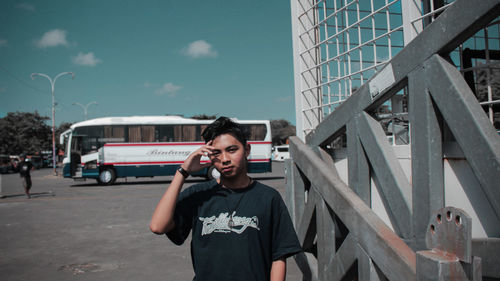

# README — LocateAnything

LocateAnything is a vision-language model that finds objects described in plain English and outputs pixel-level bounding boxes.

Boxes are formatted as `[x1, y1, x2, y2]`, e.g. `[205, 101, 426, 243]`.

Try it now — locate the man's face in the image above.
[209, 134, 250, 179]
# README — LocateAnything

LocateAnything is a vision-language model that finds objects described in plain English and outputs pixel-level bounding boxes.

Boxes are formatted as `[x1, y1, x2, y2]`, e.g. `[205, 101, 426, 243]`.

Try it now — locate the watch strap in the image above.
[177, 166, 190, 178]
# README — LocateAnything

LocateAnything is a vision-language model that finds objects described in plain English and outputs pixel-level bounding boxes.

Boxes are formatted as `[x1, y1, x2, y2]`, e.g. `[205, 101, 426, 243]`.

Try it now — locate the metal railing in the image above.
[286, 0, 500, 280]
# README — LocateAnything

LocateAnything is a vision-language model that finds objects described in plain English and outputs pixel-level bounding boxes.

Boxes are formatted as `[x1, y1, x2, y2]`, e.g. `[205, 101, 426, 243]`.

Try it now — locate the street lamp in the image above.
[73, 101, 98, 120]
[31, 72, 75, 176]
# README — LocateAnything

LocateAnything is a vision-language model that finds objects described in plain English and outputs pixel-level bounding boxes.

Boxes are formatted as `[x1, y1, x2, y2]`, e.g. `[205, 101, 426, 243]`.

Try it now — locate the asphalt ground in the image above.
[0, 162, 303, 281]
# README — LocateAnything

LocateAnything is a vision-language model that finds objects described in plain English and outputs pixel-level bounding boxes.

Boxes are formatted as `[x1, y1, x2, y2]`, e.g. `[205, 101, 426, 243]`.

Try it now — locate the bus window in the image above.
[157, 125, 174, 142]
[183, 125, 197, 141]
[173, 125, 183, 142]
[142, 126, 155, 142]
[200, 125, 208, 139]
[82, 138, 98, 154]
[104, 126, 125, 143]
[71, 136, 82, 153]
[242, 124, 267, 141]
[73, 126, 104, 154]
[129, 126, 140, 142]
[127, 125, 154, 142]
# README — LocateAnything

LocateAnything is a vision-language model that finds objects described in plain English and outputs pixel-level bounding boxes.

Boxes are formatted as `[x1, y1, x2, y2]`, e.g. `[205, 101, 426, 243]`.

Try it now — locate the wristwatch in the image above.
[177, 166, 190, 178]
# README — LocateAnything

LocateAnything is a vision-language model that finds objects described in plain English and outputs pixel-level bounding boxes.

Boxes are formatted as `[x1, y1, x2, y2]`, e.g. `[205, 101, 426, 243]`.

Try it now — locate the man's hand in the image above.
[181, 141, 215, 173]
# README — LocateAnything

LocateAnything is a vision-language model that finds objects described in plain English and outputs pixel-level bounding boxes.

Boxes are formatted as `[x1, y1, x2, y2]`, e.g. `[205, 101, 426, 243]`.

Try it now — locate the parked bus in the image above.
[60, 116, 272, 185]
[271, 145, 290, 162]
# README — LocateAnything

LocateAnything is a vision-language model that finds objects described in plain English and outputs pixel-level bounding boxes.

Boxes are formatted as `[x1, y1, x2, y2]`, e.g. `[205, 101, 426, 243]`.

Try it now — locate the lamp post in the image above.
[31, 72, 75, 176]
[73, 101, 98, 120]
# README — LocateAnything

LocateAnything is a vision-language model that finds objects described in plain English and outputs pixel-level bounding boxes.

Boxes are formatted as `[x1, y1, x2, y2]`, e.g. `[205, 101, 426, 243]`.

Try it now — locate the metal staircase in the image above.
[286, 0, 500, 280]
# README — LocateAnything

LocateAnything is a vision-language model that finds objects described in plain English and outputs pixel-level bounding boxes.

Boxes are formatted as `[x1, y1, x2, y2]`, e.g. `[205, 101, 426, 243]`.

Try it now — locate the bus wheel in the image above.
[207, 166, 220, 180]
[98, 168, 116, 185]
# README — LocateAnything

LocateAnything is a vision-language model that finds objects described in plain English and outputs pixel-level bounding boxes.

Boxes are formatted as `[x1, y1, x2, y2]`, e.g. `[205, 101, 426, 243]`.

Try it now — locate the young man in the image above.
[18, 154, 34, 199]
[150, 117, 301, 281]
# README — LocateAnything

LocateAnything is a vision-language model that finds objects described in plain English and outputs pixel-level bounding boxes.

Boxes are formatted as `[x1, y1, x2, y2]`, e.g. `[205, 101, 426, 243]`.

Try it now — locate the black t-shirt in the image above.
[19, 160, 33, 177]
[167, 180, 302, 281]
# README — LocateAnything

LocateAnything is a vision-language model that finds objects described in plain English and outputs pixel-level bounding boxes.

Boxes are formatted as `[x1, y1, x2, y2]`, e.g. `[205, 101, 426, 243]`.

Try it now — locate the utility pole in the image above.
[31, 72, 75, 176]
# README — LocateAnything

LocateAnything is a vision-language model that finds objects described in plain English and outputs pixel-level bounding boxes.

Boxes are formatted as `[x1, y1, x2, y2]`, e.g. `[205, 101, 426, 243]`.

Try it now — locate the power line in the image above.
[0, 65, 48, 95]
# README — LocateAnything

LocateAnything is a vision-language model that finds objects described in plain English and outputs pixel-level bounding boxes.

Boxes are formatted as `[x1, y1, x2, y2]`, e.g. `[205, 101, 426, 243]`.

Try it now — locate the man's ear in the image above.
[245, 143, 251, 158]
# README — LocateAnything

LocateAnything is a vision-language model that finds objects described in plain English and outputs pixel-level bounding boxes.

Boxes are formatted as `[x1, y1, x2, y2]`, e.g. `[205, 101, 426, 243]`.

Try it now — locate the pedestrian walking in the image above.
[18, 154, 34, 198]
[150, 117, 302, 281]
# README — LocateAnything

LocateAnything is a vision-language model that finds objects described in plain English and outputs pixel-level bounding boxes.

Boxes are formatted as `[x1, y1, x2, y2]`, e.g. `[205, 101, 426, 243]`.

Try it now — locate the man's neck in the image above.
[219, 174, 252, 190]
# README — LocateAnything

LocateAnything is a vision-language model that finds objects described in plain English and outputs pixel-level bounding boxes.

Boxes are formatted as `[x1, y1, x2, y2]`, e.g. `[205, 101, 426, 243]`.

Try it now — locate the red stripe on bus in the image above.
[104, 142, 204, 147]
[102, 161, 210, 165]
[103, 141, 271, 147]
[101, 159, 270, 166]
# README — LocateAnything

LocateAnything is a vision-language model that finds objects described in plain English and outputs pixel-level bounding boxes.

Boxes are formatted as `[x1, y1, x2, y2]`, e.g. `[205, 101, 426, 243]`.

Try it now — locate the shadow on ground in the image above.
[1, 191, 55, 199]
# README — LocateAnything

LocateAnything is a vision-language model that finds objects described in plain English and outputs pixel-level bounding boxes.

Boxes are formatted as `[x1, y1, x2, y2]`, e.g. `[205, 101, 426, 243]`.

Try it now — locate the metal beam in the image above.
[358, 245, 388, 281]
[408, 67, 445, 251]
[327, 234, 357, 281]
[297, 187, 318, 247]
[347, 117, 371, 205]
[356, 112, 412, 238]
[294, 252, 319, 281]
[289, 137, 416, 280]
[285, 159, 308, 227]
[472, 238, 500, 278]
[316, 198, 336, 281]
[423, 55, 500, 222]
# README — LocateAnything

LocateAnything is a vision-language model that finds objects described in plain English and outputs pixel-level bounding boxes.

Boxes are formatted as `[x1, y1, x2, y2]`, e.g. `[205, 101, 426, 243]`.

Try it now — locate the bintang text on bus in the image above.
[146, 149, 191, 157]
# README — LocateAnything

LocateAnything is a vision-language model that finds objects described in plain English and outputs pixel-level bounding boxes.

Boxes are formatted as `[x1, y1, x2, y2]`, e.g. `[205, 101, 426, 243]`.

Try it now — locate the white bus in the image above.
[60, 116, 272, 185]
[271, 145, 290, 162]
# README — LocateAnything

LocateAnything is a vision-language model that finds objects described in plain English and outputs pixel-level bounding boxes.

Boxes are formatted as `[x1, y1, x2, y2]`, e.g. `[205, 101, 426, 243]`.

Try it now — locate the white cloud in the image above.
[0, 39, 7, 47]
[182, 40, 217, 59]
[34, 29, 68, 48]
[16, 3, 35, 11]
[155, 82, 182, 97]
[72, 52, 102, 66]
[144, 81, 152, 88]
[0, 87, 5, 93]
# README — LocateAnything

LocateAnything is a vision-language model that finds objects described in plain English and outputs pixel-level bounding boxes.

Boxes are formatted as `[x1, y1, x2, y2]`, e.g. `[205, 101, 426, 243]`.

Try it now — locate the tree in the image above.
[191, 114, 217, 120]
[270, 119, 296, 146]
[0, 111, 51, 155]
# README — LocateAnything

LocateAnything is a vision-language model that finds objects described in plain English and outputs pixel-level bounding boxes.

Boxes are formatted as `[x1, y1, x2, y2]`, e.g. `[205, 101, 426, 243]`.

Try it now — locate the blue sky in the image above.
[0, 0, 296, 125]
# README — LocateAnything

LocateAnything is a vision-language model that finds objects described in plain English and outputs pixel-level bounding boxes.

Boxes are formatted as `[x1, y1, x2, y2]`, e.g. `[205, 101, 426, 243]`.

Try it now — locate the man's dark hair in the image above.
[202, 117, 248, 146]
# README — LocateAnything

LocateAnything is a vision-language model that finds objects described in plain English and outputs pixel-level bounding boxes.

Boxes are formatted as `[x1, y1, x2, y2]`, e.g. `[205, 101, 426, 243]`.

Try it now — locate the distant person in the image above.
[150, 117, 301, 281]
[18, 154, 34, 199]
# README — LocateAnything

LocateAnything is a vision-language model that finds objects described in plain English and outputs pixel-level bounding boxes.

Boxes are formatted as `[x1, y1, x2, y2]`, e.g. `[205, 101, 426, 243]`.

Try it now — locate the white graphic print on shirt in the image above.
[199, 211, 260, 235]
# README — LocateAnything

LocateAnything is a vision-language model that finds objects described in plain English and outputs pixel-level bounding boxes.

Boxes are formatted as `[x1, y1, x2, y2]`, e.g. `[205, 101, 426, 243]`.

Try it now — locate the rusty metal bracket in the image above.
[426, 206, 472, 263]
[417, 207, 482, 281]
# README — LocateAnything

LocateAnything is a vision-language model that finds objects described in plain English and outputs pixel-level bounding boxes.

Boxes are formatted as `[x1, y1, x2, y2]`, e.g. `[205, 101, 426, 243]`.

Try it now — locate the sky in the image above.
[0, 0, 296, 125]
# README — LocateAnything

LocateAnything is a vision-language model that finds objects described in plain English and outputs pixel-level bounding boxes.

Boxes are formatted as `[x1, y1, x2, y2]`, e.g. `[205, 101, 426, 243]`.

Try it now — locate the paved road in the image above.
[0, 162, 303, 281]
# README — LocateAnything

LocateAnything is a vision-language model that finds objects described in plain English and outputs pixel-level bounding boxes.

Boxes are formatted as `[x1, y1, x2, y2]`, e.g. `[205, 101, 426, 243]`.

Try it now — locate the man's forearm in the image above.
[149, 171, 186, 234]
[270, 259, 286, 281]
